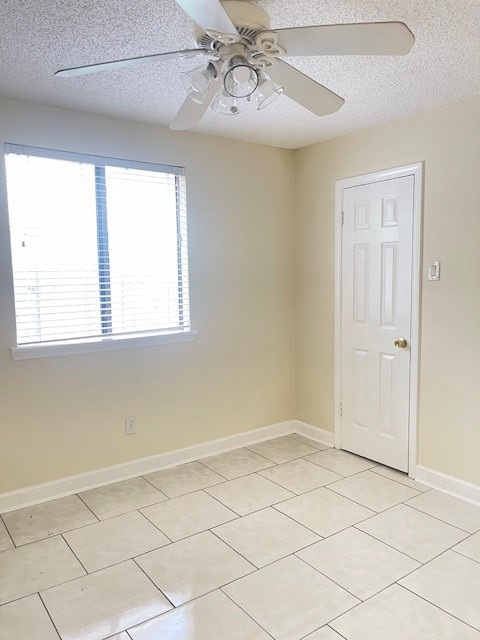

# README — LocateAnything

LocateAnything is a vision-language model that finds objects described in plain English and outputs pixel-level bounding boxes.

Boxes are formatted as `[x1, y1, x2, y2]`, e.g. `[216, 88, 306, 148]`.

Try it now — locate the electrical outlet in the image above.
[125, 416, 136, 435]
[427, 260, 440, 281]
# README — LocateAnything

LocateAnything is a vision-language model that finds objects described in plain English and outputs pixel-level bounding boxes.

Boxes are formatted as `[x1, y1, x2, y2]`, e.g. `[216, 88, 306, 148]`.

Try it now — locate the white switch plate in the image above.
[427, 261, 440, 281]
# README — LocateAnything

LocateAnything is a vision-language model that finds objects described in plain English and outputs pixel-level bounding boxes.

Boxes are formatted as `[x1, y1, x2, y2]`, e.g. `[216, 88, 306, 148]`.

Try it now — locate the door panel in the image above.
[341, 175, 414, 471]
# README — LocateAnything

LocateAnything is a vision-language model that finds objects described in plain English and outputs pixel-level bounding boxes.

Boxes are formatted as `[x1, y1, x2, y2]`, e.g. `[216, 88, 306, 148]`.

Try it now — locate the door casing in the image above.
[334, 163, 423, 477]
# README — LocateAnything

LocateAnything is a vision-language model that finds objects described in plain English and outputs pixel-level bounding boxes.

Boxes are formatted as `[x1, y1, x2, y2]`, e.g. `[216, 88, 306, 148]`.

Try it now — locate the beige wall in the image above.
[2, 92, 479, 494]
[0, 97, 295, 492]
[295, 95, 480, 485]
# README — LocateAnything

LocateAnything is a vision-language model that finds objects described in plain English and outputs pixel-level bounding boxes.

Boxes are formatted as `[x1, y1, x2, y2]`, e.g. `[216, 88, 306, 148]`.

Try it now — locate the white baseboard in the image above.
[0, 420, 293, 514]
[3, 419, 479, 514]
[415, 465, 480, 507]
[293, 424, 480, 508]
[293, 420, 335, 448]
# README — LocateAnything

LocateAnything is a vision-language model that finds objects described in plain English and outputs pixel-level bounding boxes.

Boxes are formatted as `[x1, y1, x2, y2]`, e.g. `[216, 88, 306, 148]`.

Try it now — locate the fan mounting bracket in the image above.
[194, 0, 271, 48]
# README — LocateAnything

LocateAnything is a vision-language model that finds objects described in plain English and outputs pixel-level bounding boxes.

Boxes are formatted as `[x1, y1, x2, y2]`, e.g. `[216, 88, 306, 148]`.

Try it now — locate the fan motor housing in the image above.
[194, 1, 271, 47]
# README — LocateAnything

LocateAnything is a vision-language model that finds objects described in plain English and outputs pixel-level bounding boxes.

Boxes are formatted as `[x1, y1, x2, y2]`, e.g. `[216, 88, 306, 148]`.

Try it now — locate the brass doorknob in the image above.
[394, 338, 408, 348]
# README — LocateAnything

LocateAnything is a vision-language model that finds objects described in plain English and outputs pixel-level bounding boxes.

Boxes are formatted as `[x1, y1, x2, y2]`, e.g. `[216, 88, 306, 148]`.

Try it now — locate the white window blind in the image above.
[5, 144, 190, 349]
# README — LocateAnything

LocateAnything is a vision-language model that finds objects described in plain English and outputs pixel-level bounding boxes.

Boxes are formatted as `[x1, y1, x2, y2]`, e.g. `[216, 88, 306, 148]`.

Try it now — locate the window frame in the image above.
[5, 144, 196, 360]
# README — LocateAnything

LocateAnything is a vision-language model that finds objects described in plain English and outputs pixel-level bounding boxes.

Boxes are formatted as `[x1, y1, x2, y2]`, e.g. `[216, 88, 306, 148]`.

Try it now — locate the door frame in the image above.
[334, 163, 423, 477]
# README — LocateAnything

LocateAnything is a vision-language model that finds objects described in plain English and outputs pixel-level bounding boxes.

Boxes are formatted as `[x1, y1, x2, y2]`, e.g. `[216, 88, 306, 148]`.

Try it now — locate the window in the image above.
[5, 144, 193, 359]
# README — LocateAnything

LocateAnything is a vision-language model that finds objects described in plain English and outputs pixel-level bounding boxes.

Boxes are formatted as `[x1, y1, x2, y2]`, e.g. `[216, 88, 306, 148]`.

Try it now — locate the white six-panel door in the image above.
[340, 175, 415, 471]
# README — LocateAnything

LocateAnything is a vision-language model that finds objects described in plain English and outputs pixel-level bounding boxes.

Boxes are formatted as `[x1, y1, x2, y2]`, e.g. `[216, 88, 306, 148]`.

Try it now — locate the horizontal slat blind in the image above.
[5, 145, 190, 346]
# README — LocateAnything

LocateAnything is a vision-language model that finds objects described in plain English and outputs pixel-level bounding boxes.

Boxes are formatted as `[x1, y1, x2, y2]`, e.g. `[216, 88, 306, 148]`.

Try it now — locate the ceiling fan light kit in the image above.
[211, 89, 240, 115]
[223, 57, 259, 98]
[254, 72, 284, 111]
[55, 0, 415, 131]
[181, 63, 218, 104]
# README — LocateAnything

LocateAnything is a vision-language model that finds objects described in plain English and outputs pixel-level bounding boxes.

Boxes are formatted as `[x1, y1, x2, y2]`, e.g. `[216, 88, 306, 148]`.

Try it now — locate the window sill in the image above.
[11, 330, 198, 360]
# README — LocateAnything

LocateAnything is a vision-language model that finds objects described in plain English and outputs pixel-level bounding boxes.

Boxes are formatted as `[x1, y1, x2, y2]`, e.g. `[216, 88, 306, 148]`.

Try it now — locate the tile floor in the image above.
[1, 434, 480, 639]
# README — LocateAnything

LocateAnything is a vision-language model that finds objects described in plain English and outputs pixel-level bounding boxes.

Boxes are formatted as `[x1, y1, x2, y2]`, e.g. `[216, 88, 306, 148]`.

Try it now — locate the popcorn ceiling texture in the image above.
[0, 0, 479, 149]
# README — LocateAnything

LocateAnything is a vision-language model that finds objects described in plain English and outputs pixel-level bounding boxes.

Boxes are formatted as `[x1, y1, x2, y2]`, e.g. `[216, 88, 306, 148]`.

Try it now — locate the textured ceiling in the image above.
[0, 0, 479, 149]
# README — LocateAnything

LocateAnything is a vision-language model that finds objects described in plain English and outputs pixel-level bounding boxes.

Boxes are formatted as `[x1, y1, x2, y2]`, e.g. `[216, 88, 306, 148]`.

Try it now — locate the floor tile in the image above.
[4, 437, 480, 640]
[213, 507, 320, 568]
[400, 550, 480, 630]
[331, 584, 480, 640]
[0, 535, 85, 604]
[200, 448, 274, 479]
[371, 465, 430, 491]
[0, 594, 60, 640]
[41, 560, 171, 640]
[0, 519, 13, 552]
[356, 503, 469, 562]
[79, 477, 167, 520]
[206, 473, 294, 515]
[406, 490, 480, 533]
[259, 458, 342, 494]
[453, 531, 480, 563]
[328, 470, 420, 512]
[302, 628, 345, 640]
[141, 490, 237, 541]
[224, 555, 359, 640]
[0, 552, 44, 605]
[128, 590, 271, 640]
[305, 448, 377, 476]
[136, 530, 254, 606]
[2, 495, 97, 546]
[247, 436, 318, 463]
[145, 462, 225, 498]
[64, 510, 170, 572]
[275, 487, 374, 537]
[297, 527, 419, 600]
[289, 433, 331, 450]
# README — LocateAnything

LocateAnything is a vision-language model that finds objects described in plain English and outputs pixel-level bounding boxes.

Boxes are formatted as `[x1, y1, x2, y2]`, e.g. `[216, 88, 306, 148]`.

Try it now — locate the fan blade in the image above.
[170, 78, 221, 131]
[267, 60, 344, 116]
[275, 22, 414, 56]
[55, 49, 210, 78]
[175, 0, 239, 36]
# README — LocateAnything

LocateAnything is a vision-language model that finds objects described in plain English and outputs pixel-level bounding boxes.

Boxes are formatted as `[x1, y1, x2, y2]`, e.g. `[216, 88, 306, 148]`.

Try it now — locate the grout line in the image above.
[293, 553, 363, 601]
[140, 473, 168, 492]
[0, 513, 17, 548]
[37, 592, 63, 639]
[325, 579, 405, 629]
[325, 626, 349, 640]
[197, 488, 241, 519]
[209, 527, 260, 569]
[75, 492, 101, 521]
[135, 509, 173, 544]
[355, 499, 473, 539]
[320, 483, 415, 515]
[132, 557, 176, 609]
[3, 515, 117, 549]
[60, 533, 89, 575]
[142, 477, 227, 501]
[351, 524, 428, 564]
[401, 501, 474, 534]
[396, 582, 480, 633]
[132, 516, 237, 548]
[289, 432, 330, 450]
[221, 588, 276, 639]
[268, 505, 326, 540]
[354, 515, 471, 565]
[243, 441, 317, 465]
[196, 458, 234, 481]
[450, 547, 480, 566]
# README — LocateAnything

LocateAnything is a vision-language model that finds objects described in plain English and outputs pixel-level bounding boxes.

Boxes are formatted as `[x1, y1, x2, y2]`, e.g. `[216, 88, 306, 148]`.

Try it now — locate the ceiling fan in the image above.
[55, 0, 414, 131]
